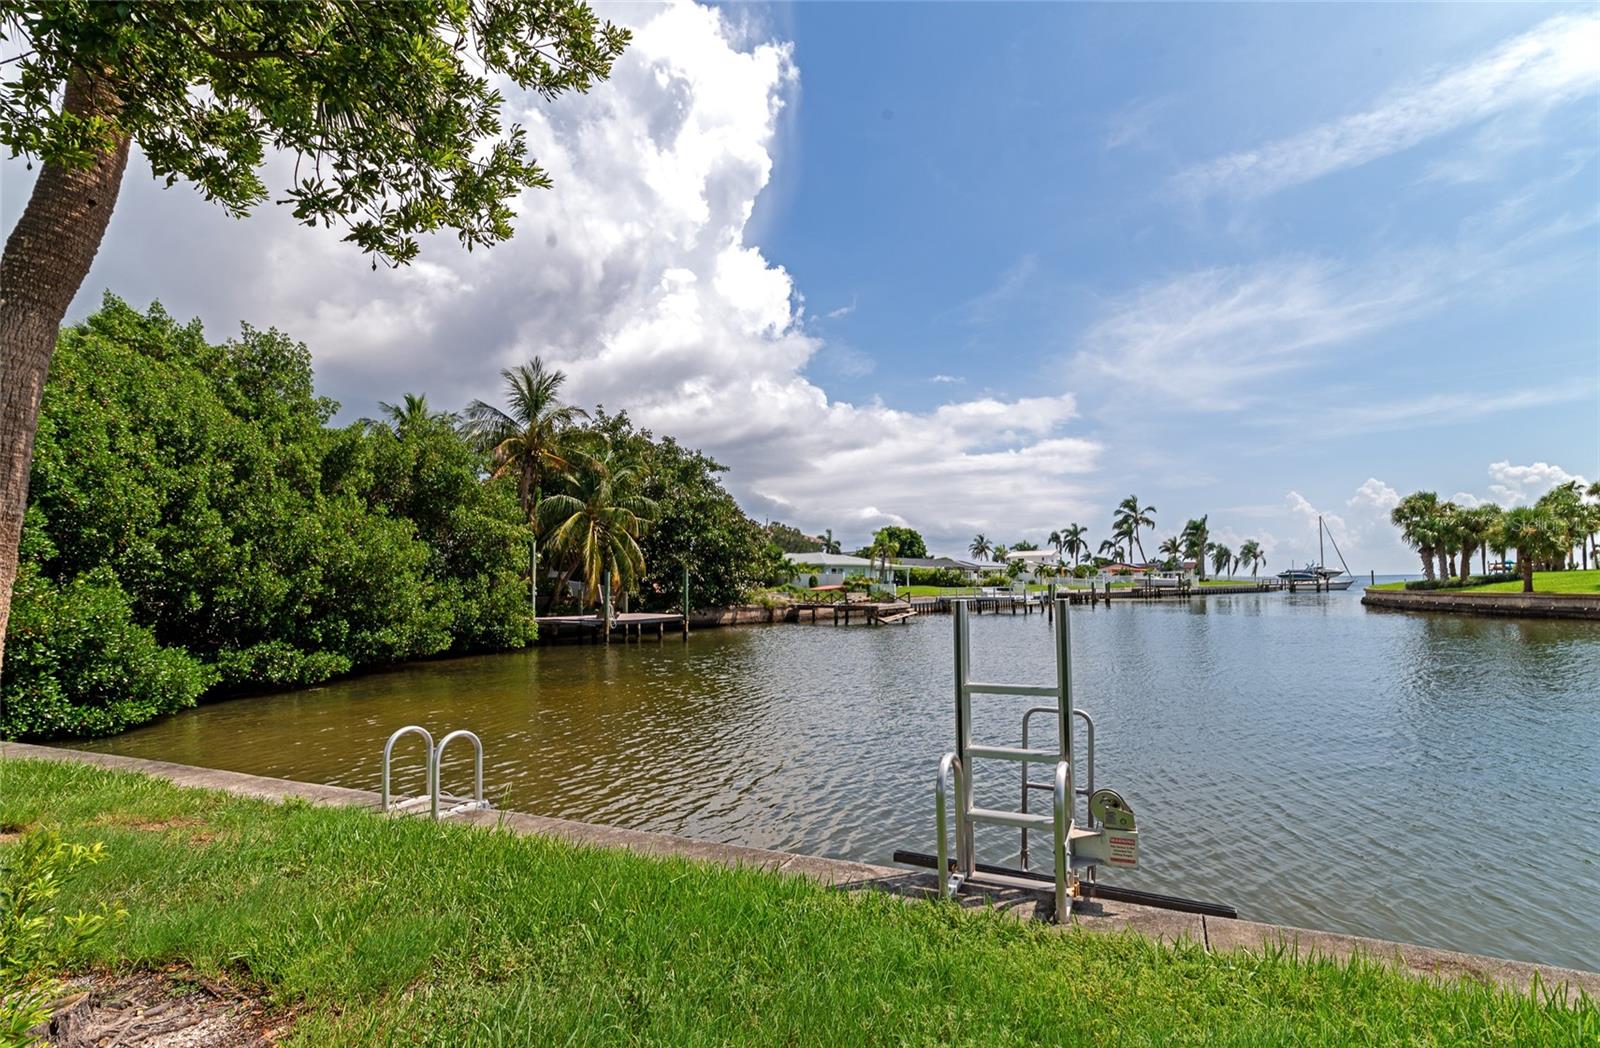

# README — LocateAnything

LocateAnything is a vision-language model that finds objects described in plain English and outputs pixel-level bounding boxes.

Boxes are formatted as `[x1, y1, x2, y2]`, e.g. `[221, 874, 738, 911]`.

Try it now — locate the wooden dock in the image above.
[792, 601, 919, 626]
[534, 611, 685, 643]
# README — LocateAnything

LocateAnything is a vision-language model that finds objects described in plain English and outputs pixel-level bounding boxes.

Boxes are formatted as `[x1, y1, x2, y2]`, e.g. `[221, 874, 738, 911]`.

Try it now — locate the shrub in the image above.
[978, 572, 1011, 588]
[1403, 572, 1519, 591]
[908, 567, 966, 588]
[1, 567, 214, 740]
[0, 831, 122, 1044]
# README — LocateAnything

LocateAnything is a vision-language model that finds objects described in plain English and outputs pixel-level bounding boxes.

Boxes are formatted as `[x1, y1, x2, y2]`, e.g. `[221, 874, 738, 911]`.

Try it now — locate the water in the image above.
[74, 584, 1600, 972]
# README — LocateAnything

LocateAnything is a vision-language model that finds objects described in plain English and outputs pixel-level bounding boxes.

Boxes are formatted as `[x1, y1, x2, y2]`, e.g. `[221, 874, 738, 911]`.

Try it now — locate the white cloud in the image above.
[1271, 383, 1598, 437]
[15, 1, 1099, 556]
[824, 296, 857, 319]
[1176, 13, 1600, 200]
[929, 374, 964, 384]
[1347, 478, 1400, 514]
[1484, 460, 1589, 506]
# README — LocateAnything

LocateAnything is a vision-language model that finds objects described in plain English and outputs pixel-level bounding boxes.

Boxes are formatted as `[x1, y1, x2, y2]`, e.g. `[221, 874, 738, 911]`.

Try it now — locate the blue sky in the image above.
[5, 1, 1596, 570]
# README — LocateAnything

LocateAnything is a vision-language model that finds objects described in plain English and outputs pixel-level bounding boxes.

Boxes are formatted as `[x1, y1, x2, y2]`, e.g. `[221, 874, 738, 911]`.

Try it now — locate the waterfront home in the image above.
[783, 551, 875, 588]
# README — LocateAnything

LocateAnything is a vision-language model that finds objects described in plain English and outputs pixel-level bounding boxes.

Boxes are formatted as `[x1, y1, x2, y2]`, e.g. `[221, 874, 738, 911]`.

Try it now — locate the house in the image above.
[783, 551, 875, 588]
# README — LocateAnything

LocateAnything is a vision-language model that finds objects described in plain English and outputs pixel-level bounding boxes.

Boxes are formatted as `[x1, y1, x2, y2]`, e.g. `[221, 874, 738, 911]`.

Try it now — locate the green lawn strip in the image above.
[3, 758, 1592, 1046]
[1367, 571, 1600, 595]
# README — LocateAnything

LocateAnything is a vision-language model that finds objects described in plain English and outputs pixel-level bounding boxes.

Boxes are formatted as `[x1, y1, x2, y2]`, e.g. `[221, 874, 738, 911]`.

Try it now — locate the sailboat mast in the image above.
[1319, 516, 1325, 569]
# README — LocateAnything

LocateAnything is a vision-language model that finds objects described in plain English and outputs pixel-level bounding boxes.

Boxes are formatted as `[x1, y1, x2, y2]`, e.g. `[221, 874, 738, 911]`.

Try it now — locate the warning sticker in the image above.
[1108, 833, 1138, 867]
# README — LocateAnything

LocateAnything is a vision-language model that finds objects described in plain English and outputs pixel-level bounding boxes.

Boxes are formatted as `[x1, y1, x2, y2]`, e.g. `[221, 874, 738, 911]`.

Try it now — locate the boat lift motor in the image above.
[926, 596, 1139, 922]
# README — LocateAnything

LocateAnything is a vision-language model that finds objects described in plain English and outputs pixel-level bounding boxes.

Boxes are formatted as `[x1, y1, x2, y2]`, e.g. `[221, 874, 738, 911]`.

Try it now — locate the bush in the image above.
[978, 572, 1011, 588]
[0, 831, 121, 1044]
[908, 567, 966, 588]
[1, 567, 214, 739]
[1403, 571, 1519, 591]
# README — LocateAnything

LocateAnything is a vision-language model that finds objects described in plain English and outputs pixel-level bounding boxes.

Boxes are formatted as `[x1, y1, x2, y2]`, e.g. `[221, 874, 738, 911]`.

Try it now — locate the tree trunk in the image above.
[1419, 547, 1435, 580]
[1459, 544, 1473, 583]
[1521, 554, 1534, 594]
[1436, 549, 1449, 581]
[0, 74, 130, 676]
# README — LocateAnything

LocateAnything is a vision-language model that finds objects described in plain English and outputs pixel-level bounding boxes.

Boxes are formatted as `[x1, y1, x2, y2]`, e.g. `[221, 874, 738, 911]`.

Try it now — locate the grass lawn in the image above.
[4, 758, 1594, 1046]
[1367, 571, 1599, 595]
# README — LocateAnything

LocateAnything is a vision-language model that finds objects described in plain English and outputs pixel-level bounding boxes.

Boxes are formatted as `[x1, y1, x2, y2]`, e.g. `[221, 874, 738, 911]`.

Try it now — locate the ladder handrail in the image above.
[1052, 760, 1072, 924]
[1018, 706, 1096, 869]
[935, 752, 964, 899]
[431, 729, 484, 821]
[381, 725, 434, 813]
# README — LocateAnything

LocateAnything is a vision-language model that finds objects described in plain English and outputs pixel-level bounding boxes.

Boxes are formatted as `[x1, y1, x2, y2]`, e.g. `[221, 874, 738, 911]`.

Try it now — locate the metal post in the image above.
[1053, 760, 1072, 923]
[953, 601, 974, 877]
[1054, 596, 1073, 823]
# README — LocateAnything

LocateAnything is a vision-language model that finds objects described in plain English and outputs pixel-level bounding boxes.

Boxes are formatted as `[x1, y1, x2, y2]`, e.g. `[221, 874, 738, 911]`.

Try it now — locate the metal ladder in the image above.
[381, 725, 491, 820]
[935, 596, 1130, 922]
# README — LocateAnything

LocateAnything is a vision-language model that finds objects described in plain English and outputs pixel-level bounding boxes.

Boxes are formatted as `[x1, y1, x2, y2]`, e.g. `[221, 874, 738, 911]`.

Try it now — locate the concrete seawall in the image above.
[1362, 589, 1600, 620]
[6, 741, 1596, 998]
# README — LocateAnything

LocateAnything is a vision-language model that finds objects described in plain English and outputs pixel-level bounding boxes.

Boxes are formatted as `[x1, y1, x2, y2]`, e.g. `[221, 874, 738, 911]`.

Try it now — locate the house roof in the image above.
[783, 552, 874, 568]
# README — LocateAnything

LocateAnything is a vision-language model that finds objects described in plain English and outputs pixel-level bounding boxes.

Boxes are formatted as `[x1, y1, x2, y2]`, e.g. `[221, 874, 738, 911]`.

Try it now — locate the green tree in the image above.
[1209, 543, 1233, 578]
[465, 360, 587, 613]
[539, 449, 656, 627]
[991, 544, 1009, 564]
[873, 526, 927, 560]
[1453, 504, 1501, 582]
[1237, 539, 1264, 577]
[1535, 482, 1587, 570]
[1493, 507, 1565, 593]
[969, 534, 991, 560]
[1158, 535, 1184, 569]
[0, 0, 629, 674]
[1059, 524, 1088, 567]
[1181, 516, 1210, 579]
[764, 521, 824, 554]
[1390, 492, 1443, 581]
[1114, 495, 1156, 563]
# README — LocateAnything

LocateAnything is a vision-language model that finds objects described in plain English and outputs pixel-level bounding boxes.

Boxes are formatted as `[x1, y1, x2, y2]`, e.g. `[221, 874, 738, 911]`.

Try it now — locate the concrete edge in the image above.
[7, 741, 1597, 1000]
[1361, 589, 1600, 620]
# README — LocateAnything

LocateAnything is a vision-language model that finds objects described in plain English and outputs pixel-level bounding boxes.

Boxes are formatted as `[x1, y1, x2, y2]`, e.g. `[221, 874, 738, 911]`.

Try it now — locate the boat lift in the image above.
[896, 596, 1234, 922]
[381, 725, 491, 820]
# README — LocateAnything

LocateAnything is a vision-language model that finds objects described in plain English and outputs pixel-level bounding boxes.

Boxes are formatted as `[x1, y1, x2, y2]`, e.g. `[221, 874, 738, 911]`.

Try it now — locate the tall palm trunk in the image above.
[1459, 543, 1473, 583]
[1520, 551, 1534, 593]
[1418, 546, 1435, 580]
[0, 74, 130, 675]
[1435, 549, 1449, 581]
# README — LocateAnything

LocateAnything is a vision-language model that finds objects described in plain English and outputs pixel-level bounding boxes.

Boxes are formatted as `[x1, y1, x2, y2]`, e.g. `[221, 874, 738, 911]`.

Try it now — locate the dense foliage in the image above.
[1390, 483, 1599, 592]
[762, 521, 825, 554]
[2, 298, 535, 738]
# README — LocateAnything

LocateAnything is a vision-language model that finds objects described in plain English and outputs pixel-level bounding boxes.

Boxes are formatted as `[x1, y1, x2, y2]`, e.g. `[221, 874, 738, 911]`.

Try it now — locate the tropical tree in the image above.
[538, 451, 657, 627]
[1114, 495, 1157, 563]
[1492, 507, 1565, 593]
[1237, 539, 1263, 577]
[1060, 524, 1088, 568]
[0, 0, 629, 675]
[1454, 505, 1501, 582]
[377, 393, 454, 432]
[822, 528, 842, 555]
[1157, 535, 1183, 569]
[1390, 492, 1443, 581]
[868, 533, 900, 583]
[992, 544, 1010, 564]
[1536, 482, 1587, 570]
[1209, 543, 1233, 579]
[969, 534, 991, 560]
[1181, 516, 1210, 580]
[1096, 538, 1121, 563]
[464, 359, 587, 612]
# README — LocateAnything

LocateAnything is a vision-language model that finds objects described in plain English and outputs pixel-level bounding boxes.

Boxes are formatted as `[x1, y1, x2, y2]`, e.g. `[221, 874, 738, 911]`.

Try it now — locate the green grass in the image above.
[1367, 570, 1600, 594]
[3, 758, 1593, 1046]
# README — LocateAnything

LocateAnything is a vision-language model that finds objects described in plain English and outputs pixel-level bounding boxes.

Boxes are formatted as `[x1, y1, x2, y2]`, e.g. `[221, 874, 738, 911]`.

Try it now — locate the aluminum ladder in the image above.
[935, 596, 1115, 922]
[381, 725, 492, 820]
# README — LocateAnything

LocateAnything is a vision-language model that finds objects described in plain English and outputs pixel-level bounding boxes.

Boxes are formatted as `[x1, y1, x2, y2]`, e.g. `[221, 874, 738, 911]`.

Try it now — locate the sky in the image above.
[3, 2, 1597, 572]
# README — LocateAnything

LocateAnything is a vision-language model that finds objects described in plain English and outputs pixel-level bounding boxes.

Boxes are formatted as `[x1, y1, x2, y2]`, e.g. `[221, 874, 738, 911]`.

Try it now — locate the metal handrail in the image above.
[431, 729, 485, 821]
[935, 752, 964, 899]
[1052, 760, 1072, 924]
[381, 725, 434, 813]
[1018, 707, 1095, 869]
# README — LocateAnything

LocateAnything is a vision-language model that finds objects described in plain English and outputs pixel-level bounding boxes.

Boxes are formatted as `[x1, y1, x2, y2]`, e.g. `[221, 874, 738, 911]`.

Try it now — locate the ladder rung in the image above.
[968, 744, 1062, 764]
[963, 682, 1059, 698]
[968, 807, 1054, 830]
[1025, 782, 1091, 796]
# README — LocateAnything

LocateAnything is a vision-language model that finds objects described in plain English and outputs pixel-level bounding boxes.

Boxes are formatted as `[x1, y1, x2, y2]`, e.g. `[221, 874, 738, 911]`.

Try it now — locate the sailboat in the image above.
[1277, 515, 1354, 590]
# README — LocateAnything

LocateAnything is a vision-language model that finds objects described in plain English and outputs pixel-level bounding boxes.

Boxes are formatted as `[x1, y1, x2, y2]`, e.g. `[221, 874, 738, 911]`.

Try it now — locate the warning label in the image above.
[1108, 833, 1138, 867]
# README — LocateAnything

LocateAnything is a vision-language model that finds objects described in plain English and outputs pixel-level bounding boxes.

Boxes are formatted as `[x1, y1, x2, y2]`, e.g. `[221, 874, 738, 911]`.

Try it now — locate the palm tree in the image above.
[1181, 516, 1210, 580]
[969, 533, 991, 560]
[869, 534, 900, 582]
[1114, 495, 1157, 563]
[1492, 506, 1564, 593]
[465, 359, 587, 612]
[378, 392, 455, 431]
[1536, 481, 1587, 570]
[1208, 543, 1233, 579]
[822, 528, 842, 555]
[538, 451, 657, 627]
[1454, 505, 1499, 582]
[1060, 523, 1088, 568]
[1237, 539, 1263, 577]
[992, 544, 1009, 564]
[1096, 538, 1120, 563]
[1157, 535, 1183, 569]
[1390, 492, 1443, 581]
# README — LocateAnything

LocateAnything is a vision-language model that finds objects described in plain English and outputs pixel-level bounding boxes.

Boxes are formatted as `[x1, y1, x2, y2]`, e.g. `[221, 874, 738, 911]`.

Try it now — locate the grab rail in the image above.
[381, 725, 434, 813]
[935, 752, 965, 898]
[431, 729, 487, 820]
[1018, 707, 1095, 869]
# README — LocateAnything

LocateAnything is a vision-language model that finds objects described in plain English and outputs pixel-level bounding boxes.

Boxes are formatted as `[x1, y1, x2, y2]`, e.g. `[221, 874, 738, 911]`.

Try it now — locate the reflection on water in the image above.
[74, 587, 1600, 971]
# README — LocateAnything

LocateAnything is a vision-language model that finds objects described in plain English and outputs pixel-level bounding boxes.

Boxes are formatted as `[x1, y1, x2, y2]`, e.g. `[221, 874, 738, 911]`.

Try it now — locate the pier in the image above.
[534, 611, 686, 642]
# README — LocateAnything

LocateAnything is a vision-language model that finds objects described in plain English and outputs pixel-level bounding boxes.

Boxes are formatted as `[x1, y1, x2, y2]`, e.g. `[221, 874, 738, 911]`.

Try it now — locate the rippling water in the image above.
[74, 584, 1600, 971]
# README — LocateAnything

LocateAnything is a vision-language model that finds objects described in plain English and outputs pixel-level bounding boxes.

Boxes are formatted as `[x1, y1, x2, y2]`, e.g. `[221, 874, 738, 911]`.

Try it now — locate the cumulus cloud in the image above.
[1347, 478, 1400, 514]
[8, 1, 1098, 556]
[1484, 460, 1589, 505]
[1176, 12, 1600, 199]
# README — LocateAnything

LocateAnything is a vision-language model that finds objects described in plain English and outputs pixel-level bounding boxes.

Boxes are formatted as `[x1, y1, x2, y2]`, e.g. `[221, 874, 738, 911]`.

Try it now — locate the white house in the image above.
[783, 551, 875, 588]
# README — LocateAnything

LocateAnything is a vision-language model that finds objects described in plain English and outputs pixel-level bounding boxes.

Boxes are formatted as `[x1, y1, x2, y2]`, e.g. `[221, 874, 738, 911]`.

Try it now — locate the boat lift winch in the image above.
[894, 596, 1235, 922]
[380, 725, 491, 820]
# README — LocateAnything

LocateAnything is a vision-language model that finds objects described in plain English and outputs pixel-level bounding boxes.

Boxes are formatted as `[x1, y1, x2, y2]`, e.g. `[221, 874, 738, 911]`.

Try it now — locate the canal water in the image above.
[75, 584, 1600, 972]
